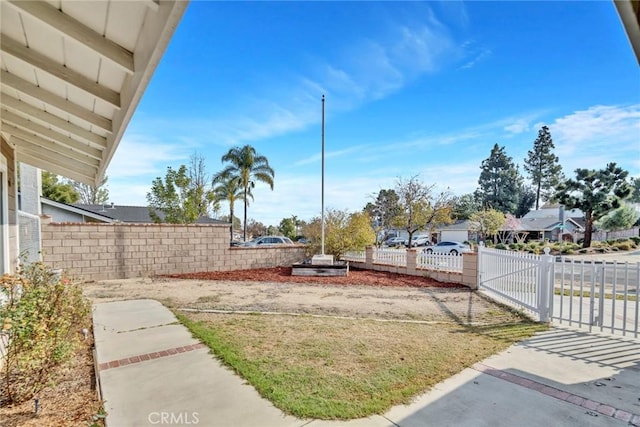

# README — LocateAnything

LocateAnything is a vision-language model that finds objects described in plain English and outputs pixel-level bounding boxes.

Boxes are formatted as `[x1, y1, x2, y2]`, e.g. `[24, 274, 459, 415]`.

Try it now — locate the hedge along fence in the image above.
[40, 220, 307, 282]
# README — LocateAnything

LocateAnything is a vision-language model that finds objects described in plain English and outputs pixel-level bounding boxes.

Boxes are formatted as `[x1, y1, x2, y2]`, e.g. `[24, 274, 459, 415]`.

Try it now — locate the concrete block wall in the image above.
[41, 221, 306, 281]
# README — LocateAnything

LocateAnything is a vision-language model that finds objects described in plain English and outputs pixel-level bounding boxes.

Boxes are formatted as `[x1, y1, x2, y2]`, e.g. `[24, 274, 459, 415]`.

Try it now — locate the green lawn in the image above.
[177, 312, 546, 420]
[555, 287, 637, 301]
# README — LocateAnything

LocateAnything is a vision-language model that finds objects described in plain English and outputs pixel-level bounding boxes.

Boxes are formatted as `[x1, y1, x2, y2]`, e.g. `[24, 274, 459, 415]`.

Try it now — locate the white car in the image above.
[422, 241, 472, 255]
[407, 235, 431, 247]
[241, 236, 294, 247]
[384, 237, 406, 247]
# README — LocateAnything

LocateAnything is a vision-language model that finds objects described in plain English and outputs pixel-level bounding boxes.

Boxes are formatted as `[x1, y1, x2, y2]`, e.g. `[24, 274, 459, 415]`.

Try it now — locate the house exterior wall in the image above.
[1, 137, 18, 274]
[40, 221, 307, 281]
[42, 204, 86, 223]
[440, 230, 469, 242]
[19, 163, 41, 215]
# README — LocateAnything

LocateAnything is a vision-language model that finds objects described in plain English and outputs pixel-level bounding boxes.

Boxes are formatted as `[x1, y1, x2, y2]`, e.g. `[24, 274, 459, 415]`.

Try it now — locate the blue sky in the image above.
[107, 1, 640, 227]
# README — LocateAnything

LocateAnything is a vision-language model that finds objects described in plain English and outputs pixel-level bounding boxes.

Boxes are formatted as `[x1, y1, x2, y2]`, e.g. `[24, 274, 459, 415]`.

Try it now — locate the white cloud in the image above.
[552, 104, 640, 155]
[107, 134, 191, 178]
[187, 9, 463, 149]
[549, 104, 640, 174]
[504, 119, 531, 135]
[294, 145, 370, 166]
[458, 44, 492, 70]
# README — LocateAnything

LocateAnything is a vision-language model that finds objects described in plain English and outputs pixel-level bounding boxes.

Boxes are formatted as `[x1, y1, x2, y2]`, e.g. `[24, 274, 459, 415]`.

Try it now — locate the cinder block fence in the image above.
[41, 219, 307, 281]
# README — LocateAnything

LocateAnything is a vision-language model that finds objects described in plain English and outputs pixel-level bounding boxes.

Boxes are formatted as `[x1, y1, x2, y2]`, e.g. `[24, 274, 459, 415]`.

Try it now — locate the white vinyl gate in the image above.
[478, 246, 639, 338]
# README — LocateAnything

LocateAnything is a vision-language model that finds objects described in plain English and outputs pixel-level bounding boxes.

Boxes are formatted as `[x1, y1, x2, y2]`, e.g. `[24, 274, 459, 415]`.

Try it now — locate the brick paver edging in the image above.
[473, 363, 640, 425]
[98, 343, 207, 372]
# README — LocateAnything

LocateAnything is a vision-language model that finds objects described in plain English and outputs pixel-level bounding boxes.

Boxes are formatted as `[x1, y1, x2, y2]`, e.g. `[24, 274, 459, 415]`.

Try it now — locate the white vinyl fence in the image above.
[553, 258, 639, 337]
[342, 248, 464, 274]
[373, 248, 407, 266]
[417, 251, 463, 272]
[477, 246, 552, 321]
[478, 246, 639, 337]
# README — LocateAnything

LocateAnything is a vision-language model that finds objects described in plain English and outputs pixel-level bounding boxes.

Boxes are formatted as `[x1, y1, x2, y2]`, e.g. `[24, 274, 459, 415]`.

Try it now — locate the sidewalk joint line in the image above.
[98, 343, 207, 371]
[116, 322, 180, 333]
[472, 363, 640, 424]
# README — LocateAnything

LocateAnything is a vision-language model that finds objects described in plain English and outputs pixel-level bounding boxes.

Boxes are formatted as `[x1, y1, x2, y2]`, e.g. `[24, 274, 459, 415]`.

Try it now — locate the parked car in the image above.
[407, 235, 431, 247]
[422, 241, 472, 255]
[241, 236, 294, 247]
[384, 237, 406, 247]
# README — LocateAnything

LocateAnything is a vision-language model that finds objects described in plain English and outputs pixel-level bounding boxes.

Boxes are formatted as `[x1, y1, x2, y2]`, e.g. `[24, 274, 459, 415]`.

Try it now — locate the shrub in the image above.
[495, 243, 508, 250]
[1, 262, 90, 403]
[615, 242, 631, 251]
[630, 236, 640, 245]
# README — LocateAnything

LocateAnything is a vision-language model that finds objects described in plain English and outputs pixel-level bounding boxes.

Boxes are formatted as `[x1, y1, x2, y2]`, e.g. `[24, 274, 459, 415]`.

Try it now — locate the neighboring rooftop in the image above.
[76, 204, 229, 224]
[522, 206, 584, 220]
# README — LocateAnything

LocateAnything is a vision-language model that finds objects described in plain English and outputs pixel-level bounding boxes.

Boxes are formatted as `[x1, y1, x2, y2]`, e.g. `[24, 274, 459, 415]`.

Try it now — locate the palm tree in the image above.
[217, 145, 275, 241]
[212, 175, 245, 243]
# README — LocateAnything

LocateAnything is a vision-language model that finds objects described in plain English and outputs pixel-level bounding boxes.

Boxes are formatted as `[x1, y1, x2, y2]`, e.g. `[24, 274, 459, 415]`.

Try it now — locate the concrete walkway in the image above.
[93, 299, 640, 427]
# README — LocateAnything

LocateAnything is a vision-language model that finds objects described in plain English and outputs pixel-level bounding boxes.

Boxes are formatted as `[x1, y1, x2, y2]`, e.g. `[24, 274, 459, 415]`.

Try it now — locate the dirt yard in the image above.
[83, 267, 520, 325]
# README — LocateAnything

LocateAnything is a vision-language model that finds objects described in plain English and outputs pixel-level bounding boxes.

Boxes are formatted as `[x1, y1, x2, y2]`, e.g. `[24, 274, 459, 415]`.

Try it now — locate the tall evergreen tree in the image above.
[515, 184, 536, 218]
[556, 163, 632, 248]
[629, 177, 640, 203]
[524, 126, 564, 209]
[451, 193, 481, 220]
[476, 144, 523, 215]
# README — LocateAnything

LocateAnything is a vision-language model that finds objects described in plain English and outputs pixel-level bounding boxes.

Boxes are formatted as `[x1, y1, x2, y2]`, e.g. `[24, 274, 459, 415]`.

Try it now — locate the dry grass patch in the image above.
[178, 312, 546, 420]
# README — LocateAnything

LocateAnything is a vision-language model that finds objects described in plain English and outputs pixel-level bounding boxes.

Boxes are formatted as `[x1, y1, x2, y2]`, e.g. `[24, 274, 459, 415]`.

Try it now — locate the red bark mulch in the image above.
[162, 267, 463, 289]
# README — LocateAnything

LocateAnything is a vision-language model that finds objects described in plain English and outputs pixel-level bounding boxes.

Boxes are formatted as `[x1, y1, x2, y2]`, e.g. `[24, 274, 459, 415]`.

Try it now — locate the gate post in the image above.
[538, 247, 553, 322]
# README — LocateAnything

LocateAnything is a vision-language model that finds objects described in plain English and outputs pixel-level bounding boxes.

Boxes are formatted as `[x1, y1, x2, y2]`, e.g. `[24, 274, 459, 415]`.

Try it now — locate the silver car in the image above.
[422, 241, 471, 255]
[241, 236, 294, 247]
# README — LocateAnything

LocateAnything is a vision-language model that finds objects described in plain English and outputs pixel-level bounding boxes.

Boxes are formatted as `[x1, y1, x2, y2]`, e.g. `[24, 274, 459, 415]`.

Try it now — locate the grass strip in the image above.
[554, 288, 637, 301]
[177, 312, 546, 420]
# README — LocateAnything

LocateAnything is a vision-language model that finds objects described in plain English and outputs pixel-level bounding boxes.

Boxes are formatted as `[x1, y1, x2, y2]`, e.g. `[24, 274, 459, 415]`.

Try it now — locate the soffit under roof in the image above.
[0, 0, 188, 185]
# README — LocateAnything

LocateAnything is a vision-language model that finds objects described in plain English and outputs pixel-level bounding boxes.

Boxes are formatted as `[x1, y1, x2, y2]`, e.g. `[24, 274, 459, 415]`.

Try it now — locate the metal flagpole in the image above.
[321, 94, 325, 255]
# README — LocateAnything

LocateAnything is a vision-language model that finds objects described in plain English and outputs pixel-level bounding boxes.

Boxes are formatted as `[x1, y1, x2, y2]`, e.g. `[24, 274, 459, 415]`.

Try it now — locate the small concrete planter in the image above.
[291, 260, 349, 277]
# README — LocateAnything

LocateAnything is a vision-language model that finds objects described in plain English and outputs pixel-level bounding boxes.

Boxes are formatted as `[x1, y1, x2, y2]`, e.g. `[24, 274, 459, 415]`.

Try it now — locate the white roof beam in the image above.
[12, 134, 99, 172]
[16, 149, 95, 185]
[3, 124, 101, 167]
[2, 112, 102, 159]
[1, 35, 121, 108]
[99, 0, 188, 178]
[6, 0, 135, 74]
[142, 0, 160, 12]
[1, 70, 112, 132]
[1, 96, 107, 148]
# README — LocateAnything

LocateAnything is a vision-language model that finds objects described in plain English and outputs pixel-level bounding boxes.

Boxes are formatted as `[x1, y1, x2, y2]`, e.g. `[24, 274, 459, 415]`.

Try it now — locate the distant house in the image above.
[437, 220, 477, 243]
[41, 198, 115, 223]
[519, 205, 585, 241]
[41, 198, 228, 225]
